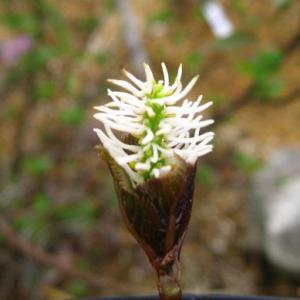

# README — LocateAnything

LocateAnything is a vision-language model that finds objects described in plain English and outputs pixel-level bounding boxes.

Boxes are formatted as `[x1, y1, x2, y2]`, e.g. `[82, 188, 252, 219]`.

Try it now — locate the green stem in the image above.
[157, 260, 182, 300]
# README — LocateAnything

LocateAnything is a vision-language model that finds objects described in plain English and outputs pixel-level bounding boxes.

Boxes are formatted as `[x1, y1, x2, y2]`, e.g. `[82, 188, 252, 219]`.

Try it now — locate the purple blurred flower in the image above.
[0, 35, 34, 67]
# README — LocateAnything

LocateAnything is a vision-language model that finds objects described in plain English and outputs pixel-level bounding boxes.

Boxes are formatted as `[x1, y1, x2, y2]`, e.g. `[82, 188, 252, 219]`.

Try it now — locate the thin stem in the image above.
[157, 259, 182, 300]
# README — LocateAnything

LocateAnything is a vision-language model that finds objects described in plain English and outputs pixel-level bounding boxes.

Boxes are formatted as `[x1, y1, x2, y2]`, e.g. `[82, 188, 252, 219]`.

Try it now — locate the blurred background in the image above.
[0, 0, 300, 299]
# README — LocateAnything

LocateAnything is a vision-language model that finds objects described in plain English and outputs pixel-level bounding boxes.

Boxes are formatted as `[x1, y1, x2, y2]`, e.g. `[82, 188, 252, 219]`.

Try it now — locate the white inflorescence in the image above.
[94, 63, 214, 186]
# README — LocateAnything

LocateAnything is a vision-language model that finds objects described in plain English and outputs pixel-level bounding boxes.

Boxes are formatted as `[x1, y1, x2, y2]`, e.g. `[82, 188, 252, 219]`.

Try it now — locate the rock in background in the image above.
[250, 149, 300, 274]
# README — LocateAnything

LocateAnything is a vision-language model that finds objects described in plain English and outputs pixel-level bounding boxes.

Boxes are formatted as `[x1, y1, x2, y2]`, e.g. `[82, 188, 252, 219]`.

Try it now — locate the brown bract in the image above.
[98, 143, 197, 300]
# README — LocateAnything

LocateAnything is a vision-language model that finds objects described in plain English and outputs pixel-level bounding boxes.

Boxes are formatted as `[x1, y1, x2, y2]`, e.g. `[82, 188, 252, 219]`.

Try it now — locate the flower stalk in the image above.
[157, 261, 182, 300]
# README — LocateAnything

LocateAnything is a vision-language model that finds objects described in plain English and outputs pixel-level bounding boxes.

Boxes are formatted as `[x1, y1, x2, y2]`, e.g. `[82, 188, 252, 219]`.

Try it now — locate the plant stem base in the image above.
[157, 271, 182, 300]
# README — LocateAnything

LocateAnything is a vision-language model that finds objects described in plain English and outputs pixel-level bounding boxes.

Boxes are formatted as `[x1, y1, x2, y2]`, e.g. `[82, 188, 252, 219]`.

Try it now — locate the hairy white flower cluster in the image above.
[94, 63, 214, 186]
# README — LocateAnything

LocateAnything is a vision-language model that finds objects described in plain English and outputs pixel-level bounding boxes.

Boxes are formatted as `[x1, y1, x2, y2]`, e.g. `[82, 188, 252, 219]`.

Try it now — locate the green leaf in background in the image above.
[46, 5, 72, 54]
[94, 51, 110, 65]
[33, 193, 51, 215]
[103, 0, 116, 12]
[237, 49, 283, 101]
[77, 258, 89, 271]
[78, 16, 98, 32]
[0, 107, 18, 121]
[253, 77, 284, 101]
[13, 212, 49, 241]
[148, 9, 173, 24]
[23, 155, 53, 175]
[185, 51, 203, 72]
[238, 49, 282, 77]
[254, 50, 282, 74]
[59, 106, 85, 126]
[230, 0, 246, 15]
[67, 279, 88, 297]
[233, 152, 262, 175]
[194, 5, 206, 23]
[273, 0, 294, 9]
[196, 164, 216, 188]
[172, 29, 187, 44]
[18, 45, 59, 74]
[0, 13, 37, 33]
[53, 201, 96, 230]
[33, 81, 55, 101]
[207, 94, 228, 110]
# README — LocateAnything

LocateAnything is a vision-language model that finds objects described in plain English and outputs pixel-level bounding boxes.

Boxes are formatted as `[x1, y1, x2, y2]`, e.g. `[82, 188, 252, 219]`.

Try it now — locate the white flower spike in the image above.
[94, 63, 214, 186]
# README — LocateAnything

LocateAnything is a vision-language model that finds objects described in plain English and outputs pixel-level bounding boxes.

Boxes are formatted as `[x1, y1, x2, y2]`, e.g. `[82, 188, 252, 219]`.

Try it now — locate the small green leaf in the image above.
[33, 81, 55, 101]
[103, 0, 116, 12]
[13, 214, 48, 240]
[253, 77, 284, 101]
[94, 51, 110, 65]
[23, 156, 53, 175]
[237, 49, 283, 101]
[273, 0, 294, 9]
[59, 106, 84, 126]
[0, 13, 37, 33]
[19, 45, 59, 73]
[148, 10, 173, 24]
[67, 280, 88, 297]
[77, 259, 89, 271]
[237, 49, 282, 77]
[78, 16, 98, 32]
[33, 193, 51, 215]
[230, 0, 246, 14]
[194, 6, 206, 23]
[233, 152, 262, 175]
[0, 107, 18, 120]
[172, 29, 187, 44]
[53, 201, 95, 231]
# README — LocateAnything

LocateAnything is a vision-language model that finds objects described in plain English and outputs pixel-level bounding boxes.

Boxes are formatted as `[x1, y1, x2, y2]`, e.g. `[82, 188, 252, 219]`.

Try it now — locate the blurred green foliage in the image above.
[23, 156, 53, 175]
[233, 152, 263, 175]
[273, 0, 294, 9]
[213, 32, 255, 50]
[33, 81, 55, 101]
[78, 16, 98, 32]
[59, 107, 85, 126]
[67, 279, 88, 297]
[230, 0, 246, 15]
[185, 51, 203, 72]
[237, 49, 284, 101]
[1, 13, 37, 33]
[103, 0, 116, 12]
[196, 164, 216, 188]
[148, 9, 173, 24]
[193, 5, 205, 23]
[33, 193, 51, 215]
[94, 51, 111, 65]
[53, 201, 95, 228]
